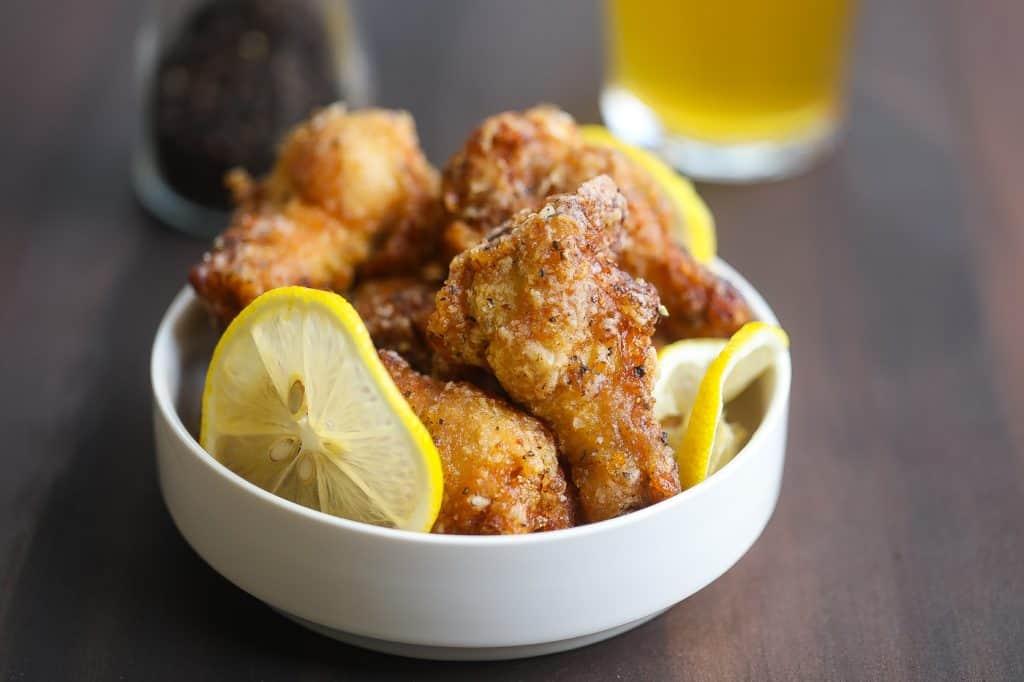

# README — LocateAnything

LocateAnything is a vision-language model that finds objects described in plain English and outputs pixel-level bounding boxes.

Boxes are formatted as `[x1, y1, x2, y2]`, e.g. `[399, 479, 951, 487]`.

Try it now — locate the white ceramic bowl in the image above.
[151, 261, 790, 661]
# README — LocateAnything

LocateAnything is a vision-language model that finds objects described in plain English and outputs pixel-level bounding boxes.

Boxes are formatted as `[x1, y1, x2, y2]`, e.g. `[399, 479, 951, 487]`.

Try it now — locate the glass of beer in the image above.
[602, 0, 855, 182]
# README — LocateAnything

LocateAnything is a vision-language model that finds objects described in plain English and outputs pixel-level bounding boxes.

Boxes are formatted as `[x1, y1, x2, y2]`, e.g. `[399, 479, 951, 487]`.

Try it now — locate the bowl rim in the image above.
[152, 259, 791, 547]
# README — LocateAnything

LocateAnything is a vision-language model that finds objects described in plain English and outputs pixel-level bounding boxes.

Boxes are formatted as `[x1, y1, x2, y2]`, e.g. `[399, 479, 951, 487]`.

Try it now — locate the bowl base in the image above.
[276, 608, 670, 661]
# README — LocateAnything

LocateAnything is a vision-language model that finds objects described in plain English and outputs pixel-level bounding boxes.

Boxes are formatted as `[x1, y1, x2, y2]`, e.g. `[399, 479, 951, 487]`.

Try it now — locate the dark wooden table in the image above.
[3, 0, 1022, 679]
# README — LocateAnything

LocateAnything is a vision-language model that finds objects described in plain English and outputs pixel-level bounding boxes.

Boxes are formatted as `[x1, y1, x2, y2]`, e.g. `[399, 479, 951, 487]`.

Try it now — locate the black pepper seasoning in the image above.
[149, 0, 344, 208]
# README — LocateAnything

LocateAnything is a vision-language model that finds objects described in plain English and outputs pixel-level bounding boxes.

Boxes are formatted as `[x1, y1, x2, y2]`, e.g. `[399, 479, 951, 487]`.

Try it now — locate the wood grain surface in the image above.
[1, 0, 1022, 679]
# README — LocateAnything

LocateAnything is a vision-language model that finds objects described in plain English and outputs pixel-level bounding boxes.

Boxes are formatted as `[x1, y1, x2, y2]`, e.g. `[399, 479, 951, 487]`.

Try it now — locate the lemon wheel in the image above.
[200, 287, 443, 531]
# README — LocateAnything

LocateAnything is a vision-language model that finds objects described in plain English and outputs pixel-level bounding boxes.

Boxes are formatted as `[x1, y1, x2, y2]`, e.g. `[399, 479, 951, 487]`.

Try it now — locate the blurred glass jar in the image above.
[134, 0, 372, 236]
[603, 0, 855, 183]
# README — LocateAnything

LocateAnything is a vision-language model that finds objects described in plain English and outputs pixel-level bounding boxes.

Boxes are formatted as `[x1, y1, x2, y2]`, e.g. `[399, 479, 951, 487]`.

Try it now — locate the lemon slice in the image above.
[654, 338, 727, 422]
[200, 286, 443, 531]
[656, 322, 790, 489]
[580, 124, 716, 263]
[654, 339, 746, 487]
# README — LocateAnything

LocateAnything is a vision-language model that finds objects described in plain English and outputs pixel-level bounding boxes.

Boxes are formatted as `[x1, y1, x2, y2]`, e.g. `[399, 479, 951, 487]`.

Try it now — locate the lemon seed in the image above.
[269, 437, 300, 462]
[297, 454, 315, 482]
[288, 379, 305, 415]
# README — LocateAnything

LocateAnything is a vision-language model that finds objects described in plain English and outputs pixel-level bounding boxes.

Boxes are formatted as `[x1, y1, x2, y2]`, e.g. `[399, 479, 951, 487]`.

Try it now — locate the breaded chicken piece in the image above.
[351, 277, 437, 372]
[190, 105, 440, 324]
[350, 276, 504, 392]
[188, 198, 367, 324]
[573, 145, 751, 340]
[380, 351, 574, 534]
[440, 105, 750, 340]
[428, 177, 681, 522]
[263, 105, 439, 239]
[441, 105, 581, 260]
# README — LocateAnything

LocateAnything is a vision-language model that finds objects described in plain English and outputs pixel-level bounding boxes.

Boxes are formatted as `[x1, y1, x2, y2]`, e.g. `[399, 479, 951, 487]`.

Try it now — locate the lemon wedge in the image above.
[200, 286, 443, 531]
[656, 322, 790, 489]
[580, 124, 716, 264]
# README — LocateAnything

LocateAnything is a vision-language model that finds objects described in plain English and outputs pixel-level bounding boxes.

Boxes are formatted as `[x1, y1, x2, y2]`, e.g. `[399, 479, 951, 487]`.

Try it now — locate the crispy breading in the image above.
[265, 105, 438, 233]
[380, 351, 574, 534]
[189, 199, 367, 324]
[190, 105, 440, 323]
[440, 105, 751, 339]
[428, 177, 681, 522]
[575, 144, 752, 339]
[351, 277, 437, 371]
[441, 105, 580, 260]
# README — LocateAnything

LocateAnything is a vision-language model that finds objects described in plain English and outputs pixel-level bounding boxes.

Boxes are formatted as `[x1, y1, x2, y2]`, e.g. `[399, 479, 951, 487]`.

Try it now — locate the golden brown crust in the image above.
[380, 350, 574, 534]
[428, 177, 681, 522]
[190, 105, 440, 324]
[268, 106, 439, 232]
[189, 199, 366, 323]
[441, 105, 581, 262]
[574, 145, 752, 339]
[350, 277, 438, 372]
[440, 105, 751, 340]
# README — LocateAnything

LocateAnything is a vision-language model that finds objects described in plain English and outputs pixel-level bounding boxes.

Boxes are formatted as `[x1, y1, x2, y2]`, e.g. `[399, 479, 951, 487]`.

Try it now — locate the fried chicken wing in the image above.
[440, 105, 751, 339]
[428, 177, 681, 522]
[380, 350, 574, 534]
[351, 277, 437, 371]
[190, 105, 440, 324]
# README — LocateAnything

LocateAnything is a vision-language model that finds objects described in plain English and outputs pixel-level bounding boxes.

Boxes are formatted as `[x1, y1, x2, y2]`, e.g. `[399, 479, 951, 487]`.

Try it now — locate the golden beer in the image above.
[604, 0, 854, 179]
